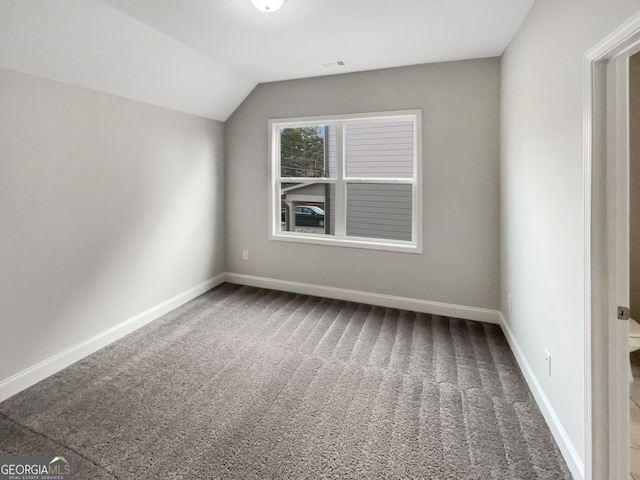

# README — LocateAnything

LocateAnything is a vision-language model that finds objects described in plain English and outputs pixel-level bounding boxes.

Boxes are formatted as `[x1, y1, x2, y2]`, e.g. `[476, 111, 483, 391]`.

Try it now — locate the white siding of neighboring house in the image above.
[325, 121, 413, 178]
[345, 122, 413, 178]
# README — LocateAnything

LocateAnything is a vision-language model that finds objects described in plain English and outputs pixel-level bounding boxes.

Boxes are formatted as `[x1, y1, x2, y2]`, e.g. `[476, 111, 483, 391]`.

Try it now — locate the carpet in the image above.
[0, 283, 573, 479]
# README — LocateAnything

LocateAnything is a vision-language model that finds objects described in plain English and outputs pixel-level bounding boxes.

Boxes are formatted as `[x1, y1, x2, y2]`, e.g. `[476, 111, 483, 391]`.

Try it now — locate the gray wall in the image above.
[0, 68, 225, 382]
[226, 59, 500, 309]
[501, 0, 640, 471]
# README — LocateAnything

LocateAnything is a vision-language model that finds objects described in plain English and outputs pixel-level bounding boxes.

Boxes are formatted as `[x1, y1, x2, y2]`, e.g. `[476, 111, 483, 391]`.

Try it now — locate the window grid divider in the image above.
[334, 123, 346, 237]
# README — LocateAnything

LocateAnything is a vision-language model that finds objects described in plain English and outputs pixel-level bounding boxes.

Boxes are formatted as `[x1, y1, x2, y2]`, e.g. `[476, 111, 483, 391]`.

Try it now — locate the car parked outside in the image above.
[282, 205, 325, 227]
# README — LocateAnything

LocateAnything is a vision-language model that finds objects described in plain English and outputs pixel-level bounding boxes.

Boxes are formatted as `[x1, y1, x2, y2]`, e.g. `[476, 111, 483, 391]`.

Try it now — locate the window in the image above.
[268, 110, 422, 253]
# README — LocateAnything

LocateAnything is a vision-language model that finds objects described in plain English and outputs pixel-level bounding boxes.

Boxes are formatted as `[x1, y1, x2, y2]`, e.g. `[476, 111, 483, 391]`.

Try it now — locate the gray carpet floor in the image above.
[0, 283, 573, 479]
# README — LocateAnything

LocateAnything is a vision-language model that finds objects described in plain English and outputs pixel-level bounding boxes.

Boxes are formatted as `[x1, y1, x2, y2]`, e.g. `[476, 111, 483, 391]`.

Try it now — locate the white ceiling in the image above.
[0, 0, 533, 121]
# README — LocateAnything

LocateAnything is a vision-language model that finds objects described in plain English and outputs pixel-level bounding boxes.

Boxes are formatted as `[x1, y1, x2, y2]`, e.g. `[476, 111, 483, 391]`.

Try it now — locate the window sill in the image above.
[269, 231, 422, 254]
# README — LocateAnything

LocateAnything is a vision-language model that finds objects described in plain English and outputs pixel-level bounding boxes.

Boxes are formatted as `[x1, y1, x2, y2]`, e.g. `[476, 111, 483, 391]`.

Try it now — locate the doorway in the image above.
[587, 12, 640, 480]
[629, 51, 640, 479]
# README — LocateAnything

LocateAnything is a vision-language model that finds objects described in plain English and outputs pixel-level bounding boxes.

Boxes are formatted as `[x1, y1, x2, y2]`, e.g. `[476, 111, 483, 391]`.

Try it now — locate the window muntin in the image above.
[269, 111, 421, 253]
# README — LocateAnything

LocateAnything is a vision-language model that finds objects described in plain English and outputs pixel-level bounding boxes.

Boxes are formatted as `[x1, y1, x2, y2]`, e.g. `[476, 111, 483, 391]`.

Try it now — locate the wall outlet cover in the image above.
[544, 348, 551, 376]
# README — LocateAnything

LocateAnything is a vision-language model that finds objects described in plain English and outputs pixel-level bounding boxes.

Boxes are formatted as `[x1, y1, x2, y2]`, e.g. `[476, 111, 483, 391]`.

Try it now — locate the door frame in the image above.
[585, 11, 640, 480]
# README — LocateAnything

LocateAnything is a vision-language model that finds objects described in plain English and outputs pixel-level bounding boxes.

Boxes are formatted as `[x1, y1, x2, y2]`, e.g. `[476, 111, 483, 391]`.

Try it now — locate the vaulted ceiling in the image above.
[0, 0, 533, 121]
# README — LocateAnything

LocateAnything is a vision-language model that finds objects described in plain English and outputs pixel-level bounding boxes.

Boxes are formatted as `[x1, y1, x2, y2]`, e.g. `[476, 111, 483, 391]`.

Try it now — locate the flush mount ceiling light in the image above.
[251, 0, 284, 13]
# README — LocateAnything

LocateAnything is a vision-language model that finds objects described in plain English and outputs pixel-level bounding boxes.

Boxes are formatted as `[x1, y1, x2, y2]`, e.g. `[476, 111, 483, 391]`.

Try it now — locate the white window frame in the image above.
[268, 109, 422, 253]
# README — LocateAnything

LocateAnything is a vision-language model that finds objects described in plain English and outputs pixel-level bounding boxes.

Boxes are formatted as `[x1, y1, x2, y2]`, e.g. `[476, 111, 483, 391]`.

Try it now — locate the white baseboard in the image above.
[224, 272, 501, 324]
[499, 313, 584, 480]
[0, 274, 226, 403]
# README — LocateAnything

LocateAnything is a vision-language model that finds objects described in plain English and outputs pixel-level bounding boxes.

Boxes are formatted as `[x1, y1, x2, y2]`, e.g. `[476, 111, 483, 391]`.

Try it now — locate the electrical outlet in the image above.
[544, 349, 551, 376]
[507, 293, 512, 313]
[242, 249, 249, 261]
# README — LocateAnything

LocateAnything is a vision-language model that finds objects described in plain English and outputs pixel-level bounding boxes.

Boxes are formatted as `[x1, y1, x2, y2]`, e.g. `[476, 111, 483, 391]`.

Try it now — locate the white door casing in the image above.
[585, 11, 640, 479]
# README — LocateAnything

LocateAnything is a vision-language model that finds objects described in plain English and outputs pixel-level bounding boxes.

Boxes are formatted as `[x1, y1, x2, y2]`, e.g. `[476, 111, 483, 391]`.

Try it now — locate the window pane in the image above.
[279, 182, 335, 235]
[345, 121, 414, 178]
[346, 183, 412, 241]
[280, 126, 330, 178]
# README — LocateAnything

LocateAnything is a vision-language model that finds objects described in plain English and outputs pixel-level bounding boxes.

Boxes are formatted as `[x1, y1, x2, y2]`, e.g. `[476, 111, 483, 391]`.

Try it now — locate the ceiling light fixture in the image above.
[251, 0, 284, 13]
